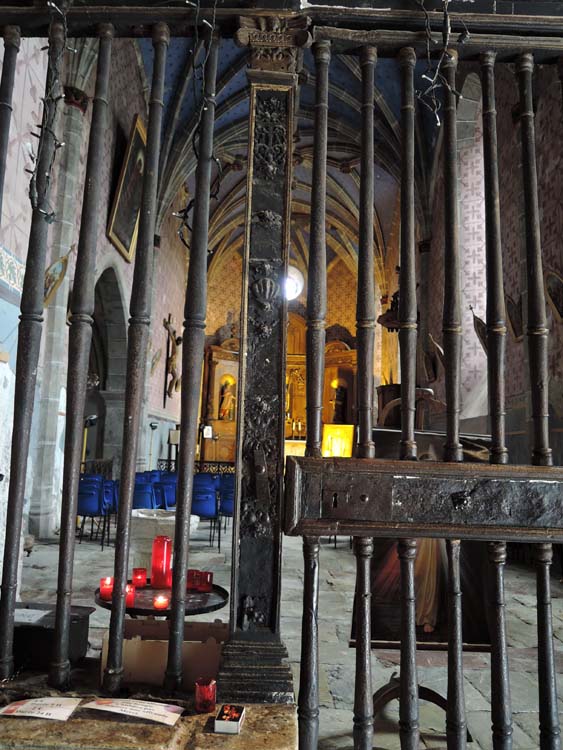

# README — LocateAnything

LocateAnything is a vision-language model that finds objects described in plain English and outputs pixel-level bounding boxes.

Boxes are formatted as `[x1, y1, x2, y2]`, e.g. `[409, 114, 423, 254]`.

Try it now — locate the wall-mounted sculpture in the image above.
[163, 317, 182, 401]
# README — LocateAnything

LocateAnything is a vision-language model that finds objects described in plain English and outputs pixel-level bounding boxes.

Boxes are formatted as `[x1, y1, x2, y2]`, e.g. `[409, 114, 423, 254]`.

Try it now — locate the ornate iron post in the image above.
[218, 16, 310, 704]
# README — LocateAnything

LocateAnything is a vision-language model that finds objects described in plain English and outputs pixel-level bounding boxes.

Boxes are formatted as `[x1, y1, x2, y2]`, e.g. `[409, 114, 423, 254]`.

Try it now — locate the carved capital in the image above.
[236, 15, 311, 73]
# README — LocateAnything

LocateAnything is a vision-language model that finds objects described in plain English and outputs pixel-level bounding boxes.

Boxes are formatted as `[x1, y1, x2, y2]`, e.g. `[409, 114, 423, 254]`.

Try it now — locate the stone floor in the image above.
[18, 520, 563, 749]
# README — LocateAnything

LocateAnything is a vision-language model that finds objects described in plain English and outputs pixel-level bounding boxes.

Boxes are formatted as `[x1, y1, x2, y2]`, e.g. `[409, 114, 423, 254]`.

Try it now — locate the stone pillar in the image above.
[29, 40, 98, 538]
[218, 16, 310, 704]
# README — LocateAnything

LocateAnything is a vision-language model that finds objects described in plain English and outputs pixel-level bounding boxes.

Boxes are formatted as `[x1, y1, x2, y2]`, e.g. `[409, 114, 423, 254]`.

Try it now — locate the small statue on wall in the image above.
[163, 317, 182, 399]
[218, 376, 236, 421]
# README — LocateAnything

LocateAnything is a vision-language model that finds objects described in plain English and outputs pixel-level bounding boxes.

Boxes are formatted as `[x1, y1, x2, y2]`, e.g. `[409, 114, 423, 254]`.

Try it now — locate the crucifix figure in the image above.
[163, 317, 182, 398]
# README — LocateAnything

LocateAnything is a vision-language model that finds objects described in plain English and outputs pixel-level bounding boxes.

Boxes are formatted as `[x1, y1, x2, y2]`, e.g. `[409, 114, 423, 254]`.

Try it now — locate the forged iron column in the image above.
[165, 36, 219, 692]
[517, 54, 559, 750]
[482, 51, 513, 749]
[356, 46, 376, 459]
[298, 536, 321, 750]
[398, 47, 417, 461]
[516, 53, 552, 468]
[442, 50, 463, 463]
[481, 52, 508, 466]
[103, 22, 169, 695]
[0, 26, 20, 219]
[535, 544, 561, 750]
[305, 40, 330, 459]
[49, 25, 113, 690]
[0, 21, 65, 680]
[219, 17, 310, 704]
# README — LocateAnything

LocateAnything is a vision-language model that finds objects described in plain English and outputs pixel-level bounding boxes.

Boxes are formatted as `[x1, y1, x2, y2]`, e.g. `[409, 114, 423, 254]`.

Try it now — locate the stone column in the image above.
[218, 16, 310, 704]
[29, 40, 97, 538]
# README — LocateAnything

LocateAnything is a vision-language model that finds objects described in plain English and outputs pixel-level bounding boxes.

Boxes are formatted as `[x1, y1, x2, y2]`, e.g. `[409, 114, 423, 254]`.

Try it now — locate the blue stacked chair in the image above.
[219, 474, 235, 530]
[132, 480, 157, 510]
[192, 473, 220, 550]
[77, 476, 106, 545]
[154, 481, 176, 510]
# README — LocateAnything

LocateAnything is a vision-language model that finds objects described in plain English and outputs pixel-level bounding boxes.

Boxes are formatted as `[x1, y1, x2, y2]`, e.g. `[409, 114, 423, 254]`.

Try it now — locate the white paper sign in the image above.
[0, 697, 81, 721]
[83, 699, 184, 726]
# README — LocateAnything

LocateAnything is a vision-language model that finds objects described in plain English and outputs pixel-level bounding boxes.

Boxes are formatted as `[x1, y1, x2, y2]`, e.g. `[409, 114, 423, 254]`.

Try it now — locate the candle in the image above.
[187, 569, 199, 591]
[132, 568, 147, 587]
[100, 576, 113, 601]
[198, 571, 213, 593]
[151, 535, 172, 588]
[195, 678, 216, 714]
[125, 584, 135, 607]
[153, 594, 169, 611]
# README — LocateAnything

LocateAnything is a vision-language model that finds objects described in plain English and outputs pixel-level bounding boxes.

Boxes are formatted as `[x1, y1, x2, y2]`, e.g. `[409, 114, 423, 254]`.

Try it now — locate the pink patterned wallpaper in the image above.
[0, 38, 48, 266]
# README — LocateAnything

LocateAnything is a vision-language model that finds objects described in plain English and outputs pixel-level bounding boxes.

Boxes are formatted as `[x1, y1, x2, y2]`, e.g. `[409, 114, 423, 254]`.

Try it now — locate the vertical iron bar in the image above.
[488, 542, 513, 749]
[517, 53, 559, 749]
[517, 53, 552, 468]
[356, 46, 376, 459]
[398, 47, 417, 461]
[481, 51, 513, 750]
[446, 539, 466, 750]
[298, 536, 320, 750]
[103, 23, 169, 695]
[535, 544, 561, 750]
[353, 537, 374, 750]
[481, 52, 508, 466]
[0, 21, 65, 680]
[165, 36, 219, 692]
[306, 40, 330, 458]
[49, 25, 113, 690]
[442, 51, 463, 463]
[306, 40, 330, 459]
[398, 539, 419, 750]
[0, 26, 20, 220]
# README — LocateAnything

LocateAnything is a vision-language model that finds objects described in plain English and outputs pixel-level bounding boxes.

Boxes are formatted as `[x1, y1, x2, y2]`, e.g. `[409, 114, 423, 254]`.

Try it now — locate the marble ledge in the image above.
[0, 703, 297, 750]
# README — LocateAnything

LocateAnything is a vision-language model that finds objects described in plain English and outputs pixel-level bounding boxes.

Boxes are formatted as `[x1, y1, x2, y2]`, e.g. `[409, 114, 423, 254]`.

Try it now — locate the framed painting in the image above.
[107, 114, 147, 263]
[44, 254, 68, 307]
[545, 269, 563, 323]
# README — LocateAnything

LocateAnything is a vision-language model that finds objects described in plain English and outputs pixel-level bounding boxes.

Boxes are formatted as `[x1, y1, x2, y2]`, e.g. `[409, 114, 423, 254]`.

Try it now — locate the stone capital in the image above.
[235, 15, 311, 74]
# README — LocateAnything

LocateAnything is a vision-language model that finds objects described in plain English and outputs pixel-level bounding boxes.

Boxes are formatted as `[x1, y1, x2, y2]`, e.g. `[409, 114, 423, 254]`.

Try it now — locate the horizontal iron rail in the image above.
[4, 6, 563, 39]
[284, 456, 563, 543]
[313, 26, 563, 61]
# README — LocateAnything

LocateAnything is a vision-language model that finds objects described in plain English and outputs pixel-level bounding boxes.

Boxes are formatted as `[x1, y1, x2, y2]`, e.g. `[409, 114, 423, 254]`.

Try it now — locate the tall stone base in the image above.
[217, 638, 294, 704]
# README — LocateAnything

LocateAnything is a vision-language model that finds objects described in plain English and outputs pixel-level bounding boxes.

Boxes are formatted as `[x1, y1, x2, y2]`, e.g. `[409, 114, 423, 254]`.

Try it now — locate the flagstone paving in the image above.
[19, 523, 563, 749]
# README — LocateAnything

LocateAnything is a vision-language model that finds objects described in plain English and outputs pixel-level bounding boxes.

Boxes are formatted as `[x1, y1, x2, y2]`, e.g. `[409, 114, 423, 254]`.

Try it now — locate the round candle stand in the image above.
[95, 580, 228, 617]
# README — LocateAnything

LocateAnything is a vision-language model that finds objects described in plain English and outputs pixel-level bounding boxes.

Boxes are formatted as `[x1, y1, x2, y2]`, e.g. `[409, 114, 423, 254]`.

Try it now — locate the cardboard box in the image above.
[101, 619, 228, 690]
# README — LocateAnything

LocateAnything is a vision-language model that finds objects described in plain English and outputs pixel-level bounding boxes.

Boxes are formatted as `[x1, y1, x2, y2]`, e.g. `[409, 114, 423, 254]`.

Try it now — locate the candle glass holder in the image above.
[125, 584, 135, 607]
[187, 569, 198, 591]
[195, 678, 216, 714]
[153, 594, 170, 611]
[100, 576, 114, 601]
[132, 567, 147, 587]
[197, 571, 213, 593]
[151, 535, 172, 588]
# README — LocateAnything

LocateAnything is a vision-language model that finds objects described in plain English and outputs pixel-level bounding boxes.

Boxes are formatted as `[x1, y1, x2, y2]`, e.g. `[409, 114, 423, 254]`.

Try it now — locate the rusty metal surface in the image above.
[0, 20, 65, 681]
[284, 457, 563, 542]
[50, 26, 114, 691]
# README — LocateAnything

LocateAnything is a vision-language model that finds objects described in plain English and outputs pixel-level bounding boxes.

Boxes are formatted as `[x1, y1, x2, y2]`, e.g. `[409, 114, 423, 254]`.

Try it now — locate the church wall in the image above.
[426, 63, 563, 463]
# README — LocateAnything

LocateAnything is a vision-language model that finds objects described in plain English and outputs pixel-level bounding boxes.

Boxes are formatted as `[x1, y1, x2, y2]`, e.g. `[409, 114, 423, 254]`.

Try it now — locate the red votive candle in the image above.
[195, 678, 216, 714]
[153, 594, 169, 611]
[132, 567, 147, 587]
[151, 535, 172, 588]
[187, 569, 199, 591]
[198, 571, 213, 593]
[100, 576, 113, 601]
[125, 584, 135, 607]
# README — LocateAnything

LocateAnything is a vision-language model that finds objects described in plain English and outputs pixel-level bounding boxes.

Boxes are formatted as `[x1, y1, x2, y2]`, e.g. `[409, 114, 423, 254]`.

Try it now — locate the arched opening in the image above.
[84, 267, 128, 474]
